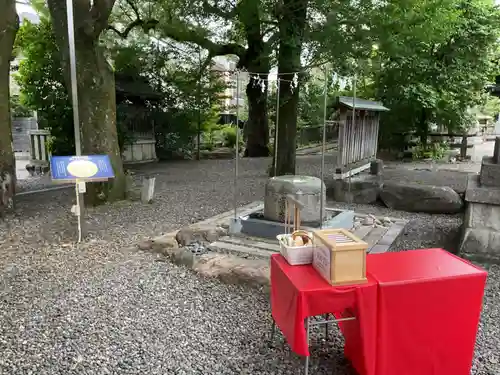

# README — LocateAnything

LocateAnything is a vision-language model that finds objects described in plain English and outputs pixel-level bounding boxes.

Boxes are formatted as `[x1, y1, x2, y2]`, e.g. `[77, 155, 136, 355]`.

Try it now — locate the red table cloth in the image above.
[270, 254, 378, 375]
[366, 249, 487, 375]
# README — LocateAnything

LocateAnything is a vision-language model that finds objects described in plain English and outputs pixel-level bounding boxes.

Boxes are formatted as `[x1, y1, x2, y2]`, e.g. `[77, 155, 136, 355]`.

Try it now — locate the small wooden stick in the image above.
[295, 206, 301, 231]
[294, 206, 299, 232]
[285, 199, 288, 234]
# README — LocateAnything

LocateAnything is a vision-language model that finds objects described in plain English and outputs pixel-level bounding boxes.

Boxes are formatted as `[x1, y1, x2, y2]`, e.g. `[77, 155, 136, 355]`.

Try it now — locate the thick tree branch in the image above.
[108, 18, 159, 38]
[107, 0, 158, 38]
[265, 31, 279, 49]
[124, 0, 141, 19]
[202, 0, 237, 20]
[158, 23, 246, 61]
[88, 0, 116, 37]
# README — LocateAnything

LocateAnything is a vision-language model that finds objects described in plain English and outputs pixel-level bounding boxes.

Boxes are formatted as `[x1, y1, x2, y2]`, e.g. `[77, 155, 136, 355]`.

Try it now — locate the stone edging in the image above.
[136, 201, 408, 286]
[137, 229, 270, 287]
[137, 202, 271, 287]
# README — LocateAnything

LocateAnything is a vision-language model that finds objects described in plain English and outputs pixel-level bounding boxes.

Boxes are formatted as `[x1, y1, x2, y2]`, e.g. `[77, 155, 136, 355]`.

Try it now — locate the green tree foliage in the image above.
[109, 41, 229, 158]
[15, 0, 500, 181]
[479, 94, 500, 118]
[10, 95, 32, 118]
[15, 19, 74, 155]
[372, 0, 500, 148]
[109, 0, 276, 157]
[15, 17, 228, 160]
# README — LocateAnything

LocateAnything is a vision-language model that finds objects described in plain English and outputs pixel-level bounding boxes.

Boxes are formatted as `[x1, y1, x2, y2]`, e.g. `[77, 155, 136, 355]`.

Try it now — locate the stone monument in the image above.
[264, 175, 326, 225]
[461, 137, 500, 261]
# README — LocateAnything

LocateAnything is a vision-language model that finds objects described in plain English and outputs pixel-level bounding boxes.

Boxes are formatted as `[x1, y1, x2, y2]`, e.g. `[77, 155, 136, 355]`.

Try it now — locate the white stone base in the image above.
[122, 139, 157, 164]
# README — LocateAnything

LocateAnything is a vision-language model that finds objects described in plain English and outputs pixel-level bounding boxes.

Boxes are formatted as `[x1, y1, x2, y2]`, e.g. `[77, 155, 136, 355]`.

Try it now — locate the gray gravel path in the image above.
[1, 156, 498, 374]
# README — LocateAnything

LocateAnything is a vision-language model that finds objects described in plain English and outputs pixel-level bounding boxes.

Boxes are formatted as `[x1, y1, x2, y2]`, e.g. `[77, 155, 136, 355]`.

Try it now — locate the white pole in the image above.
[234, 71, 240, 220]
[320, 67, 328, 228]
[273, 79, 280, 176]
[348, 73, 357, 204]
[66, 0, 84, 242]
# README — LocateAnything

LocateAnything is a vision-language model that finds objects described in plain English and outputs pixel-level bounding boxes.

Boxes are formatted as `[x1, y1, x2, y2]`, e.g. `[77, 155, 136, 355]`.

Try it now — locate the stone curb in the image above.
[135, 201, 408, 286]
[137, 234, 270, 287]
[136, 202, 271, 287]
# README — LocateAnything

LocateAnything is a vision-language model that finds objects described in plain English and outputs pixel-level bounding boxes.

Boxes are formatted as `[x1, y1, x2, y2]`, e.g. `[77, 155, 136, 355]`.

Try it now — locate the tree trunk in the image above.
[272, 0, 308, 176]
[244, 72, 269, 157]
[47, 0, 126, 205]
[0, 0, 19, 215]
[417, 108, 428, 146]
[239, 0, 270, 158]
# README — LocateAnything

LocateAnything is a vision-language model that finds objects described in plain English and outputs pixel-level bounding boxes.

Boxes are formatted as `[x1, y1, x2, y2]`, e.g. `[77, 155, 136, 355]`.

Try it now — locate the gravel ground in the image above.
[328, 201, 464, 253]
[1, 156, 498, 374]
[15, 176, 64, 194]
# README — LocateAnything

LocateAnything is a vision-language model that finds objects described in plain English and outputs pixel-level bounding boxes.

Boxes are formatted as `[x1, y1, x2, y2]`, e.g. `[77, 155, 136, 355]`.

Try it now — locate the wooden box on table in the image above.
[312, 228, 368, 285]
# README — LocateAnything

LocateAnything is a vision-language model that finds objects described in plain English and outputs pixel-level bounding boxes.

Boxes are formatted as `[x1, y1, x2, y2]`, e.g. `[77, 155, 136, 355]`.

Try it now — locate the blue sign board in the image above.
[50, 155, 115, 182]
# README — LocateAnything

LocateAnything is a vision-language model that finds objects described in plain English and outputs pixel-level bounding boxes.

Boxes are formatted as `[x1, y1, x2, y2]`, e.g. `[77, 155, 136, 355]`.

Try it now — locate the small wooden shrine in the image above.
[333, 96, 389, 179]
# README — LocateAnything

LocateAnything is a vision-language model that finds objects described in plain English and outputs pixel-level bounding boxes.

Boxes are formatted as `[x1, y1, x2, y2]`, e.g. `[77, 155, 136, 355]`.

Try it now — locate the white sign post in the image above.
[65, 0, 85, 241]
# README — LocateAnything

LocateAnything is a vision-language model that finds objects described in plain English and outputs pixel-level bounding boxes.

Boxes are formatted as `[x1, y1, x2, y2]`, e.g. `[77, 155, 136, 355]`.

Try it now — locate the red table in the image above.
[270, 254, 378, 375]
[366, 249, 487, 375]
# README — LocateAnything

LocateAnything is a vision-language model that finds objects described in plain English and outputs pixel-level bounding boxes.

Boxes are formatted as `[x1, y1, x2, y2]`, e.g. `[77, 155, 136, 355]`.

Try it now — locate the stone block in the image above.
[465, 175, 500, 205]
[494, 137, 500, 164]
[326, 175, 382, 204]
[141, 177, 156, 203]
[464, 202, 500, 232]
[479, 157, 500, 187]
[171, 248, 195, 268]
[194, 254, 270, 286]
[369, 244, 389, 254]
[460, 227, 500, 262]
[370, 159, 384, 175]
[264, 175, 326, 224]
[150, 236, 179, 256]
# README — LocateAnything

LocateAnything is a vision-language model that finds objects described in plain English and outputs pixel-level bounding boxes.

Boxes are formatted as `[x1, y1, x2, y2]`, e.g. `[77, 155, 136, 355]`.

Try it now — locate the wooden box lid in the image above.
[312, 228, 368, 251]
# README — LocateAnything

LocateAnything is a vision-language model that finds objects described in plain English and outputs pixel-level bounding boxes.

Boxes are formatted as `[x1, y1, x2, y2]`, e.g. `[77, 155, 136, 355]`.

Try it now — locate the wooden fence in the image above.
[336, 110, 380, 178]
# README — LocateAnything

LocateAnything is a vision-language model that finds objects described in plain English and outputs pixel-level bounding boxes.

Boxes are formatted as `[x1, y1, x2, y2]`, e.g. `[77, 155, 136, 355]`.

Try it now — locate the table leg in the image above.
[324, 314, 329, 341]
[269, 319, 276, 347]
[305, 317, 310, 375]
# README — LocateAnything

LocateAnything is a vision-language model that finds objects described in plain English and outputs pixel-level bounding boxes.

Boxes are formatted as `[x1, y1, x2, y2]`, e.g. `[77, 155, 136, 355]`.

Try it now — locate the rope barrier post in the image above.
[348, 73, 357, 205]
[234, 70, 240, 220]
[320, 66, 328, 228]
[274, 77, 280, 177]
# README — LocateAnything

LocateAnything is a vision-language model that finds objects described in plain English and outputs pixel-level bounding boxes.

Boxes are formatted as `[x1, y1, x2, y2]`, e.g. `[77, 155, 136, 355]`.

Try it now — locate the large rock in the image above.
[325, 175, 382, 204]
[264, 175, 326, 224]
[194, 254, 270, 286]
[380, 182, 463, 214]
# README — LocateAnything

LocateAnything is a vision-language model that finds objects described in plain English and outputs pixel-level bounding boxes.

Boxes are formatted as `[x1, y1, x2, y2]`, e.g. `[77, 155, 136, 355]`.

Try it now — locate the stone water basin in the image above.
[236, 208, 355, 240]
